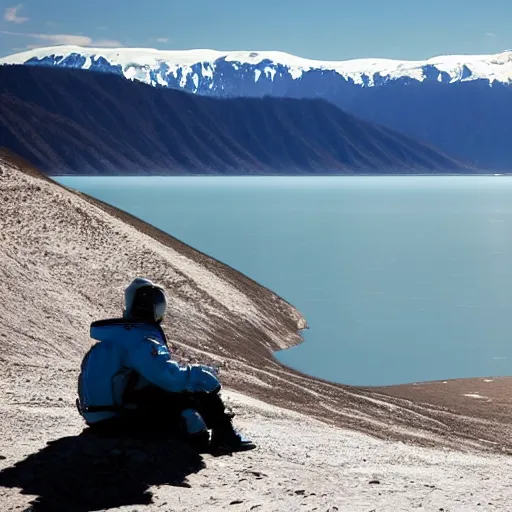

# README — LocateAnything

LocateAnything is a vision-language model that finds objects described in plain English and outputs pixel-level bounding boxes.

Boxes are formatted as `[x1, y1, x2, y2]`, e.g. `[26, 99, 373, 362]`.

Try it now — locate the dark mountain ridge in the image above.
[339, 79, 512, 170]
[0, 65, 472, 175]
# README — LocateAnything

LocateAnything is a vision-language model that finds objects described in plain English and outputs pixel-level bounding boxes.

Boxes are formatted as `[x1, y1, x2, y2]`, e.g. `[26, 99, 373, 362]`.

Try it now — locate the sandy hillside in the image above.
[1, 151, 512, 511]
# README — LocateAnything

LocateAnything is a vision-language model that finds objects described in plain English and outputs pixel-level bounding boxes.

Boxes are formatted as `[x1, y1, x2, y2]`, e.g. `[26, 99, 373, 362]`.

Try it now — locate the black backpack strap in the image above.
[76, 399, 137, 414]
[76, 397, 129, 414]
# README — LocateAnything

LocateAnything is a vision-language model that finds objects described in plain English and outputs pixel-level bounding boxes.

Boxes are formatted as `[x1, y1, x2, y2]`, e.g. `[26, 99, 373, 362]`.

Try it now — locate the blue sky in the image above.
[0, 0, 510, 60]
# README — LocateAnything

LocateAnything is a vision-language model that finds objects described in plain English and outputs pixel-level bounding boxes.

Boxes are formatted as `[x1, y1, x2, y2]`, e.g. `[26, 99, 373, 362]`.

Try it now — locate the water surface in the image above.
[57, 176, 512, 386]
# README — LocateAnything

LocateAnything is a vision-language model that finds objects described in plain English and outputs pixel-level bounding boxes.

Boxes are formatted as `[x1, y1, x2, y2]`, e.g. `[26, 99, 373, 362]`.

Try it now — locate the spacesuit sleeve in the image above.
[126, 336, 220, 393]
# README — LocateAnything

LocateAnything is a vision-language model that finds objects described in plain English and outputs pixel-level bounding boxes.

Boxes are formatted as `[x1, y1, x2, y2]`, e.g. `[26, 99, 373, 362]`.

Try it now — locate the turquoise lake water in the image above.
[56, 176, 512, 386]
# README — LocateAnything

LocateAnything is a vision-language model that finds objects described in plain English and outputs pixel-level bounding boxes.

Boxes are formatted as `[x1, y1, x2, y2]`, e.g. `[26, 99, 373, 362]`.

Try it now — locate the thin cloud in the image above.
[94, 39, 122, 47]
[21, 33, 92, 46]
[486, 32, 497, 38]
[156, 37, 169, 43]
[1, 30, 122, 47]
[4, 4, 29, 24]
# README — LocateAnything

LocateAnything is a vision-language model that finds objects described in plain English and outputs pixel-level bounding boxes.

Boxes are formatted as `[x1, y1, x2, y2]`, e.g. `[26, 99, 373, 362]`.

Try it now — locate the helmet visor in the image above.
[131, 285, 167, 322]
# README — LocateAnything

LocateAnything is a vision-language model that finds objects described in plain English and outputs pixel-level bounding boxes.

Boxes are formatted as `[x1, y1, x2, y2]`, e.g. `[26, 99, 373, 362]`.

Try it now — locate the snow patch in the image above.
[192, 73, 199, 90]
[156, 73, 167, 86]
[264, 66, 276, 80]
[201, 62, 214, 81]
[4, 45, 512, 89]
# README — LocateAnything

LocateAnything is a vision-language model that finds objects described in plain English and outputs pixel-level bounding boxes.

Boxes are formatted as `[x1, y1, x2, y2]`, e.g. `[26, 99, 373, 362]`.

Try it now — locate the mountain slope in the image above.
[5, 46, 511, 170]
[1, 150, 512, 455]
[339, 79, 512, 170]
[0, 65, 470, 175]
[3, 151, 512, 509]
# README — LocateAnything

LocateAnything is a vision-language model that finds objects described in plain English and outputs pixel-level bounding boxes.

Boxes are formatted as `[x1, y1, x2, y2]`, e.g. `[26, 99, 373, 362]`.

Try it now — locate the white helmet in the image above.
[123, 277, 167, 323]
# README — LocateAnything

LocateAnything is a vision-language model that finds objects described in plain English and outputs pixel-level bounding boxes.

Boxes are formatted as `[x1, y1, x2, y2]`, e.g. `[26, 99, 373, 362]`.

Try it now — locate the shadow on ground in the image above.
[0, 429, 206, 511]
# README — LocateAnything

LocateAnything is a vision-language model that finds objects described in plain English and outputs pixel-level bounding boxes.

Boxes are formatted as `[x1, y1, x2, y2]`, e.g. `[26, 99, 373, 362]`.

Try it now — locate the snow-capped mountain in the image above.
[2, 45, 512, 96]
[3, 46, 512, 169]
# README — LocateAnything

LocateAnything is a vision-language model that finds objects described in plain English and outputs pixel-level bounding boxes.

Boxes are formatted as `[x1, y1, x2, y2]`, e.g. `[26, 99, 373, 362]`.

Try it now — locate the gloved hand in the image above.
[198, 364, 219, 377]
[189, 364, 221, 393]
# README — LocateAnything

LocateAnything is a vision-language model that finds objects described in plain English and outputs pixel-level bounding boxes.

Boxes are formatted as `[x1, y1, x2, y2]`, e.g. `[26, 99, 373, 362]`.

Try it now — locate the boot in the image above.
[181, 408, 210, 452]
[209, 421, 256, 453]
[190, 390, 256, 452]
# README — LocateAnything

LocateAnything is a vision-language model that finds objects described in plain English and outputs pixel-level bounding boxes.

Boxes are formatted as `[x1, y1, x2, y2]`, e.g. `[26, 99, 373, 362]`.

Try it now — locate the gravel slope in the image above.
[1, 151, 512, 511]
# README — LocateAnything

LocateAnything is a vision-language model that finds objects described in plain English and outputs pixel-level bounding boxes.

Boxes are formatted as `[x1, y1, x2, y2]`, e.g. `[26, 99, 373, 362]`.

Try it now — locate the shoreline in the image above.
[51, 173, 512, 454]
[55, 170, 511, 391]
[2, 150, 512, 456]
[53, 172, 512, 177]
[53, 166, 512, 391]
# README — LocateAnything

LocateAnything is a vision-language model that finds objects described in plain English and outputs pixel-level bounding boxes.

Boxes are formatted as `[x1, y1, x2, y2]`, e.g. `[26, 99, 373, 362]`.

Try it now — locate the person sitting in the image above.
[76, 277, 255, 452]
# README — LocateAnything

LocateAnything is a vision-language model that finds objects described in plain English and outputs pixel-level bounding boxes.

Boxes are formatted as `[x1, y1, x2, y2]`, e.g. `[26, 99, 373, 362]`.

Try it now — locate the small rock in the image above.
[294, 489, 306, 495]
[250, 506, 262, 510]
[369, 480, 380, 485]
[248, 470, 267, 478]
[230, 500, 243, 505]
